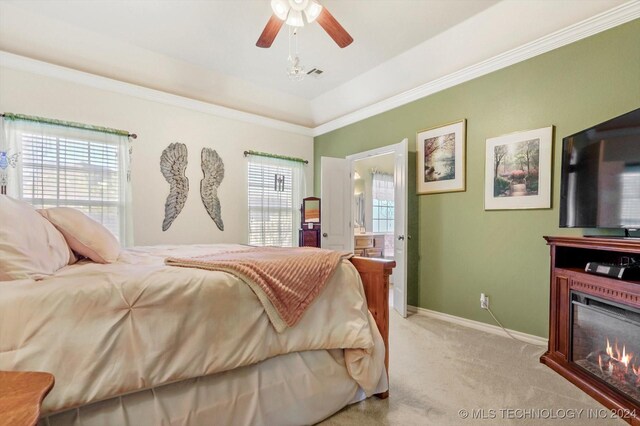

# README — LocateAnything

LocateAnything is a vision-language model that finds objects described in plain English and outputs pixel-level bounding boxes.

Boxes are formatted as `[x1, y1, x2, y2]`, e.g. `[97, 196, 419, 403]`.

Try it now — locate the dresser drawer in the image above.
[302, 232, 318, 247]
[353, 248, 365, 257]
[365, 248, 383, 258]
[355, 236, 374, 249]
[299, 229, 319, 248]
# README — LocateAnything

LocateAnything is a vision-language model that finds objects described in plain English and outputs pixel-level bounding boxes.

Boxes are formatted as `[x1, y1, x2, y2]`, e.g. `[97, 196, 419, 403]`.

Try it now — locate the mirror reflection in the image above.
[304, 199, 320, 223]
[353, 154, 396, 259]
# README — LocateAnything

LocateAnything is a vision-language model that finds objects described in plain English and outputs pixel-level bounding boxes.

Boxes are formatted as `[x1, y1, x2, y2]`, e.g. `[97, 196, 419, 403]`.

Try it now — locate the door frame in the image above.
[346, 139, 408, 317]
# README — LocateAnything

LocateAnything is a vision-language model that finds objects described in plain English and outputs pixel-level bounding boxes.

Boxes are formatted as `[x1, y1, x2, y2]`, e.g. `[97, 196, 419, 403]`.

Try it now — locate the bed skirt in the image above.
[39, 349, 388, 426]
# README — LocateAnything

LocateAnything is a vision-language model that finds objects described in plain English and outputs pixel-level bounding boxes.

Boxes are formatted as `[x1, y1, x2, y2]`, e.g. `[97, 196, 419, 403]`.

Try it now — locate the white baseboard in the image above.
[407, 305, 548, 346]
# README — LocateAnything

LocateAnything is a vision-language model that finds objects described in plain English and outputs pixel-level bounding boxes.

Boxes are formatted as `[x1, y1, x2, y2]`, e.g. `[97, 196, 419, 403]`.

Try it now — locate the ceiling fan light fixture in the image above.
[285, 9, 304, 27]
[303, 0, 322, 23]
[289, 0, 309, 11]
[271, 0, 290, 20]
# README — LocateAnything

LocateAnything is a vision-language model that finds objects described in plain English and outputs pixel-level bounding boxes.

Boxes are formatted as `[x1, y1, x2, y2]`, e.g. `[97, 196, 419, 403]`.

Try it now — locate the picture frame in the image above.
[416, 119, 466, 195]
[484, 126, 553, 210]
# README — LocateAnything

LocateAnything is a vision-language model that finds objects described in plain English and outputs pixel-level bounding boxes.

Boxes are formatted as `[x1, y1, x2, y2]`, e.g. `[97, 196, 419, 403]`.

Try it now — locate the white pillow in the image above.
[38, 207, 121, 264]
[0, 195, 72, 281]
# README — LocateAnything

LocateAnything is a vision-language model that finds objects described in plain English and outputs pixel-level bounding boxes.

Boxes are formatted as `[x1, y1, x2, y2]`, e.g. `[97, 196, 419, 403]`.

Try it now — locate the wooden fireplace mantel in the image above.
[541, 236, 640, 425]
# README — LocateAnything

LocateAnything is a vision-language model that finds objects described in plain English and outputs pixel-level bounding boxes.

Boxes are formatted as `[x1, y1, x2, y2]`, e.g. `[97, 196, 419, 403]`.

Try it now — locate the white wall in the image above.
[0, 66, 314, 246]
[0, 2, 314, 127]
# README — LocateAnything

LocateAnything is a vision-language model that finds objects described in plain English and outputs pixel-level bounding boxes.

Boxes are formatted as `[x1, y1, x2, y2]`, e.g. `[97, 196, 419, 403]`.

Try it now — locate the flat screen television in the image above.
[560, 107, 640, 231]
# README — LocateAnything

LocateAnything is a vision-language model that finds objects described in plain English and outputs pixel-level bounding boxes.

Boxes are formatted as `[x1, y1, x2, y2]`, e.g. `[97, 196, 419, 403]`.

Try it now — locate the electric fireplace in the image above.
[542, 237, 640, 425]
[571, 292, 640, 405]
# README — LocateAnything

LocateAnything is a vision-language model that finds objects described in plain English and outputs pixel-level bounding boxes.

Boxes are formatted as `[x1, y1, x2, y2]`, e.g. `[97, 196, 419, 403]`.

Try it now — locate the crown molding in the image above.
[1, 1, 637, 139]
[0, 51, 314, 138]
[312, 1, 640, 137]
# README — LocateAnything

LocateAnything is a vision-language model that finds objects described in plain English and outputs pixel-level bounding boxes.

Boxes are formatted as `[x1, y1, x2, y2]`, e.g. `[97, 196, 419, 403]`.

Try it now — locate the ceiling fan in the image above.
[256, 0, 353, 49]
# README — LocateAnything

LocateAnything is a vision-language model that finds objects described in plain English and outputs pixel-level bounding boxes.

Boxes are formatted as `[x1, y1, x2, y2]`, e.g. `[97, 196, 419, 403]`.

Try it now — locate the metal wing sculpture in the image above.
[160, 143, 189, 231]
[200, 148, 225, 231]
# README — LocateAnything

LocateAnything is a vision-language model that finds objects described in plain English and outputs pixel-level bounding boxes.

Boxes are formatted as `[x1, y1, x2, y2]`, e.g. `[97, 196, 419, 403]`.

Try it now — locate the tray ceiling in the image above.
[0, 0, 631, 128]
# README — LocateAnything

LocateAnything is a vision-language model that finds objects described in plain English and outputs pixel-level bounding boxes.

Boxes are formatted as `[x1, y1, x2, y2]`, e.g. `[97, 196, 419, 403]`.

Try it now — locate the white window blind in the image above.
[247, 156, 305, 247]
[1, 117, 133, 245]
[22, 133, 122, 237]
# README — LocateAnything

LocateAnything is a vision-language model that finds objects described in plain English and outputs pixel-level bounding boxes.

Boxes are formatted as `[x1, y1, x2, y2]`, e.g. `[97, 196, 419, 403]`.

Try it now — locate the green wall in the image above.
[314, 20, 640, 338]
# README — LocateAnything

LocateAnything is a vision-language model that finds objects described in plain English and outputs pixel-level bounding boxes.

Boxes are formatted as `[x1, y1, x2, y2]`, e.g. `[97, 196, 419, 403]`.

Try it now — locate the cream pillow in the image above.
[38, 207, 121, 264]
[0, 195, 72, 281]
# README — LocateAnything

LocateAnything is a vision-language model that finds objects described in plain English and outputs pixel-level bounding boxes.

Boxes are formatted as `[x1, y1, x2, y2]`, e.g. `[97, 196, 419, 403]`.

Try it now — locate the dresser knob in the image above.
[322, 233, 328, 238]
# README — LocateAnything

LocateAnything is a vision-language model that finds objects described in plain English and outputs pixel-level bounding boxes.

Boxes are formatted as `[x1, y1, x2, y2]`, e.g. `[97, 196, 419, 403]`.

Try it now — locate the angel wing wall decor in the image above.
[200, 148, 225, 231]
[160, 142, 189, 231]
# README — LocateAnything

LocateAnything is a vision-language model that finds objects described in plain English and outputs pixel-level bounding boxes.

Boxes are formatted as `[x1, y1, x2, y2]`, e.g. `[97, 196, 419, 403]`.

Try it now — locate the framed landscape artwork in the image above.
[484, 126, 553, 210]
[416, 120, 466, 195]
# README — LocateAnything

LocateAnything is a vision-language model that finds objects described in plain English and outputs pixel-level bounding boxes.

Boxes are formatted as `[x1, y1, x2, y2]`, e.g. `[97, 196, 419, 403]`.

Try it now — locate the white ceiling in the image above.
[0, 0, 632, 129]
[1, 0, 499, 100]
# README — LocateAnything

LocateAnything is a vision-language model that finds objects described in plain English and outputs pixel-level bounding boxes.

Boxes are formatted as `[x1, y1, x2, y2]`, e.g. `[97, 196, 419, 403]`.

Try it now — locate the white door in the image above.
[320, 157, 352, 251]
[393, 139, 409, 317]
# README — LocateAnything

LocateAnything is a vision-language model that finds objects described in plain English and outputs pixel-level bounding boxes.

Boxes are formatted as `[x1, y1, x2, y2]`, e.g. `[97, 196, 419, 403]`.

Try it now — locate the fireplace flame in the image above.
[622, 346, 631, 369]
[598, 337, 639, 384]
[598, 354, 603, 372]
[580, 336, 640, 400]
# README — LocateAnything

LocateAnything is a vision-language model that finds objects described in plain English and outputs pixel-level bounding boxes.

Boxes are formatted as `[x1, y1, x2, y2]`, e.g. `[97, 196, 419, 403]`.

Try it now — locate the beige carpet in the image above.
[320, 310, 624, 425]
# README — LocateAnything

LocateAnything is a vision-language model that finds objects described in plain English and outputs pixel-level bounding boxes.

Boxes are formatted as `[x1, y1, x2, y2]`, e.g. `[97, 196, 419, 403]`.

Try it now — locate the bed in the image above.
[0, 242, 393, 426]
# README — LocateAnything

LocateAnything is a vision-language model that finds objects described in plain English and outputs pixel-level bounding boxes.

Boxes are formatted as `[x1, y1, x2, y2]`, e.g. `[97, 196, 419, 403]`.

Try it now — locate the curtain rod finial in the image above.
[129, 134, 138, 139]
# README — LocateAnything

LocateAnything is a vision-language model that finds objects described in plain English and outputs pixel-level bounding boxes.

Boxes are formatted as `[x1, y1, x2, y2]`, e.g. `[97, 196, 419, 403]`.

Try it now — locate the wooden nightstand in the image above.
[0, 371, 54, 426]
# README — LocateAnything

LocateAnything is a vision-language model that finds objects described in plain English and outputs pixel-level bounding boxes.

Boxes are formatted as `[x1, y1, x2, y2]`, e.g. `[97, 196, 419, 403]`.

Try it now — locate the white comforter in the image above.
[0, 244, 385, 415]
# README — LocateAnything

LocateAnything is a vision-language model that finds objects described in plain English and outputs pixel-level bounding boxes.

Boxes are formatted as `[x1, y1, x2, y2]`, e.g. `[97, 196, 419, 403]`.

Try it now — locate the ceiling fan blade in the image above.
[256, 15, 284, 48]
[316, 7, 353, 48]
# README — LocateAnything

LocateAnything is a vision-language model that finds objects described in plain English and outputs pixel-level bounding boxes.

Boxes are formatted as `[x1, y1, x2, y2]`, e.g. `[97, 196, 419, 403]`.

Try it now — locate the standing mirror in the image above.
[302, 197, 321, 224]
[299, 197, 321, 247]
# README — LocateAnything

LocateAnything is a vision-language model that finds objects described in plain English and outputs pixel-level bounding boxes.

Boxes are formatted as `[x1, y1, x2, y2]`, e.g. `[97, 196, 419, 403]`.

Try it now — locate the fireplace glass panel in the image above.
[571, 292, 640, 404]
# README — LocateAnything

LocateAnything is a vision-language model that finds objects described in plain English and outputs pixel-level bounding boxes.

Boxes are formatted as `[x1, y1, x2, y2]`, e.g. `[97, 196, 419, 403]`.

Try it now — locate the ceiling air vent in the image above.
[306, 68, 324, 79]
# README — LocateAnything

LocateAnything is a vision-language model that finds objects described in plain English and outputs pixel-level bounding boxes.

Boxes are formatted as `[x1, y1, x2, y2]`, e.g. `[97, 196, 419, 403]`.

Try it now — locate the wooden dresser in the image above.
[354, 233, 386, 258]
[299, 197, 321, 248]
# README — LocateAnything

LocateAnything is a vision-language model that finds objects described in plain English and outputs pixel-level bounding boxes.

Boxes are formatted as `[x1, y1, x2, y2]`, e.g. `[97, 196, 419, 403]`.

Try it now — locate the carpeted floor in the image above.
[320, 310, 624, 425]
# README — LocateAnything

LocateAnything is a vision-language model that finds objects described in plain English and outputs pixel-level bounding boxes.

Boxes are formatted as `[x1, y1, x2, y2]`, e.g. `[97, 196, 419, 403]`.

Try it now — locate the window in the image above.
[1, 116, 133, 244]
[247, 155, 306, 247]
[372, 199, 394, 233]
[372, 172, 394, 234]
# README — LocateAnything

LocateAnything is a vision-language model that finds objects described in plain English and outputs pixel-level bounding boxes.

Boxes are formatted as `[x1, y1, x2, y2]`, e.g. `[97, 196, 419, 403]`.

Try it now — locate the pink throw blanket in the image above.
[165, 246, 352, 331]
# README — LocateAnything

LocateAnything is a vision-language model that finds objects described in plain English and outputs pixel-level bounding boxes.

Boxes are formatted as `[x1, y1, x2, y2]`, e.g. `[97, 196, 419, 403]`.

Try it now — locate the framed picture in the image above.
[484, 126, 553, 210]
[416, 119, 466, 195]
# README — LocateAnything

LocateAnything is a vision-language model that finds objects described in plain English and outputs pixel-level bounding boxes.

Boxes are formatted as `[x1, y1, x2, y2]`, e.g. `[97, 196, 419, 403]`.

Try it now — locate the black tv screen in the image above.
[560, 107, 640, 229]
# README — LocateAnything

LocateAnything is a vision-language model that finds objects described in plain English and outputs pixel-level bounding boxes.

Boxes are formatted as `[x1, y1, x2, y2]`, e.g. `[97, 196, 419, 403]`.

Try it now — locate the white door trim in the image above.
[347, 139, 408, 317]
[346, 143, 403, 162]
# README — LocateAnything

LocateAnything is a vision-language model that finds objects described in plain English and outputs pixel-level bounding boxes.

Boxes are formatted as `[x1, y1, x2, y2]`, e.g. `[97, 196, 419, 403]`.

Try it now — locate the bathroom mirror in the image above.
[354, 193, 365, 229]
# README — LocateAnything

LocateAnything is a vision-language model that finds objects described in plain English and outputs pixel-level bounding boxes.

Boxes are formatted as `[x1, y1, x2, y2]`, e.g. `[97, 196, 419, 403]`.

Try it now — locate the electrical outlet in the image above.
[480, 293, 489, 310]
